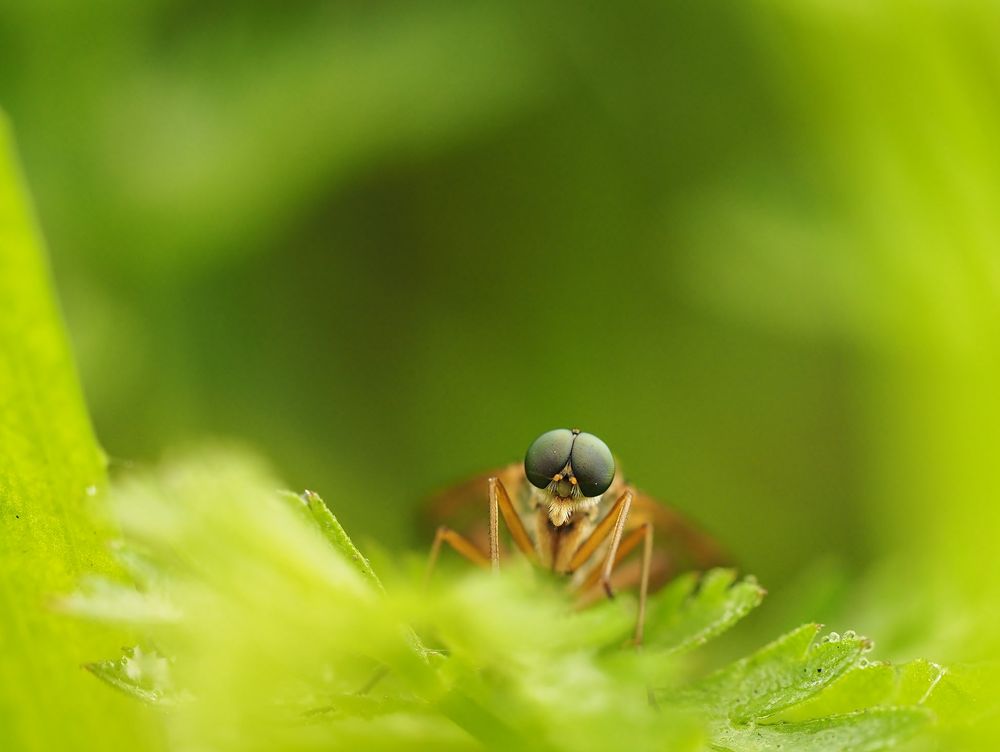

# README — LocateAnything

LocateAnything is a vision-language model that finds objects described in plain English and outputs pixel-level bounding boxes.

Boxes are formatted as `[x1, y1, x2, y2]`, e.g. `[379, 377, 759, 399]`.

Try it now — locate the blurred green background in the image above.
[2, 1, 997, 662]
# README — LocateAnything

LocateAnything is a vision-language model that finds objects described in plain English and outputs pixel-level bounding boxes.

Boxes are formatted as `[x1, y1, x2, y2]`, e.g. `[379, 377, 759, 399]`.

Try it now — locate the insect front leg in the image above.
[488, 477, 537, 571]
[566, 489, 656, 645]
[576, 521, 655, 645]
[567, 489, 634, 595]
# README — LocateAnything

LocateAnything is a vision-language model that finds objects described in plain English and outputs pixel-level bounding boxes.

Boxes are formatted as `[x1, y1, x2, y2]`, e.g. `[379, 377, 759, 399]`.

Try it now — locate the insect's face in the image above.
[524, 428, 616, 500]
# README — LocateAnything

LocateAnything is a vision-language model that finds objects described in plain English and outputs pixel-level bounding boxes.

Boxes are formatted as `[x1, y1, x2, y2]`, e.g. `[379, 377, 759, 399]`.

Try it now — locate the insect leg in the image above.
[566, 489, 634, 588]
[597, 492, 633, 598]
[488, 477, 537, 571]
[634, 522, 654, 645]
[576, 520, 651, 592]
[424, 526, 489, 588]
[573, 521, 656, 645]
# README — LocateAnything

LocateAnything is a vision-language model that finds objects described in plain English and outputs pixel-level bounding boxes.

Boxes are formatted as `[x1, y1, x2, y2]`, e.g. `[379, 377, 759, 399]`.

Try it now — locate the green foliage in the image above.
[669, 624, 875, 723]
[0, 116, 152, 752]
[58, 450, 975, 752]
[711, 709, 930, 752]
[86, 646, 185, 707]
[643, 569, 764, 654]
[2, 16, 999, 734]
[280, 489, 385, 593]
[661, 624, 938, 751]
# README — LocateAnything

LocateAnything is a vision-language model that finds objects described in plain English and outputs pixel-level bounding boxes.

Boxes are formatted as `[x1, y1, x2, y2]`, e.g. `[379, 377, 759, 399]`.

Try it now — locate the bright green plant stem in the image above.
[0, 115, 153, 751]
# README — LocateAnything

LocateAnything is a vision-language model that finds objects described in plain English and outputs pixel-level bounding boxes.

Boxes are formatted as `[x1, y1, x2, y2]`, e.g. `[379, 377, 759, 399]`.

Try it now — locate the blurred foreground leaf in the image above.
[86, 646, 185, 707]
[64, 450, 984, 752]
[282, 489, 384, 592]
[0, 116, 152, 750]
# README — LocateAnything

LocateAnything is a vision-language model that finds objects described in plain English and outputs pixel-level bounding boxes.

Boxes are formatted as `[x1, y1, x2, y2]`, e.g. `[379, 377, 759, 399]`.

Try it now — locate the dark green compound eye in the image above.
[524, 429, 616, 497]
[524, 429, 575, 489]
[570, 432, 615, 497]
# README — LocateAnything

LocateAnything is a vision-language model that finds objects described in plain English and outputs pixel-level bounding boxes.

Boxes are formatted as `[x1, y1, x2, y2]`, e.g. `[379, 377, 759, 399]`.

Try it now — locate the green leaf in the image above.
[280, 489, 384, 592]
[0, 115, 152, 751]
[711, 707, 932, 752]
[666, 624, 871, 724]
[280, 488, 435, 662]
[771, 658, 946, 721]
[921, 663, 995, 724]
[644, 569, 765, 654]
[657, 624, 942, 751]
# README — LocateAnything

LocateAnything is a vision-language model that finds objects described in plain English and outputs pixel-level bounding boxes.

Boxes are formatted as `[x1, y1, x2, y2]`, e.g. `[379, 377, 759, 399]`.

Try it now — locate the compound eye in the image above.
[570, 432, 615, 497]
[524, 429, 575, 489]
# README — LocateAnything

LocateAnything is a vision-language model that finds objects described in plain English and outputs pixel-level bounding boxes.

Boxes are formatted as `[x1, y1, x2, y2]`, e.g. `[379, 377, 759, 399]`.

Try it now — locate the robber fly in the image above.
[424, 428, 727, 644]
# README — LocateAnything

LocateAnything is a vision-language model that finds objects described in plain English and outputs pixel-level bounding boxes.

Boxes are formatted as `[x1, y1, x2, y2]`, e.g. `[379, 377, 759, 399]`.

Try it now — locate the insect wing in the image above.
[626, 487, 730, 572]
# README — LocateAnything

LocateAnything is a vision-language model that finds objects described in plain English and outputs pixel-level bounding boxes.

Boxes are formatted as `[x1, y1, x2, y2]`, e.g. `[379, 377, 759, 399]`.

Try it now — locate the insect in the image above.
[423, 428, 727, 644]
